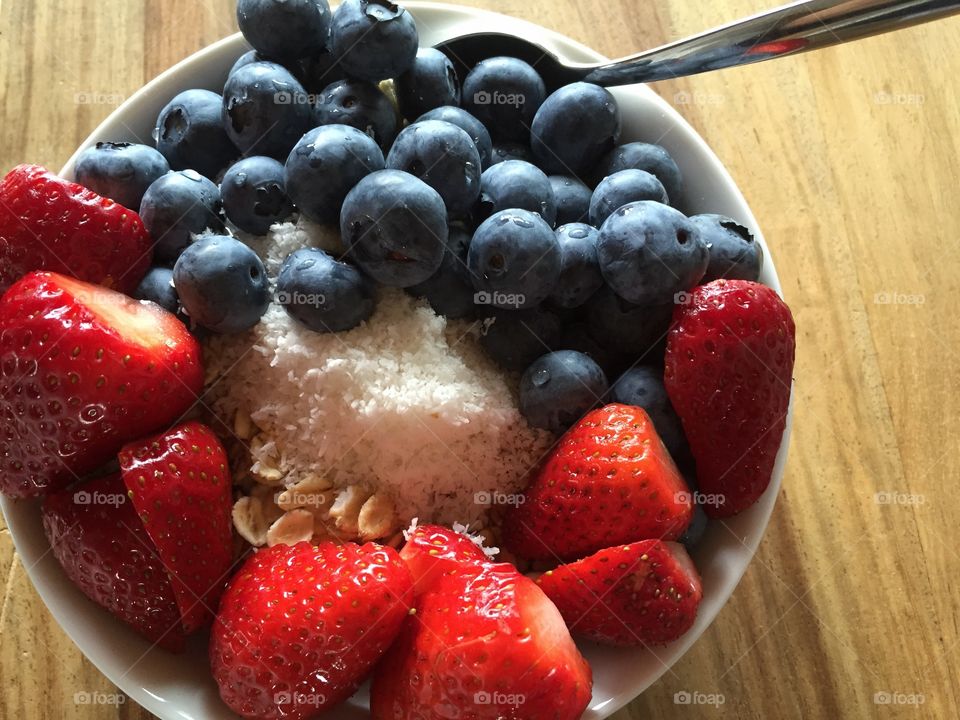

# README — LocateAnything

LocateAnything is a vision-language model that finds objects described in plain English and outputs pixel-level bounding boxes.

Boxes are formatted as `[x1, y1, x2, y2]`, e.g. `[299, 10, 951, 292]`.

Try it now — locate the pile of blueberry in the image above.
[74, 0, 761, 501]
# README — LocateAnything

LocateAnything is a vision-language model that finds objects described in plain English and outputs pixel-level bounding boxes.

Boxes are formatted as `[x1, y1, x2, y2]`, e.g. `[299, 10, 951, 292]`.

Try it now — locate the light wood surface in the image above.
[2, 1, 959, 718]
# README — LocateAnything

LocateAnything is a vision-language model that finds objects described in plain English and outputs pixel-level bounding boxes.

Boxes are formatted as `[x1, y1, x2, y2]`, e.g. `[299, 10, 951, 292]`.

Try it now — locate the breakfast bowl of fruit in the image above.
[0, 1, 795, 718]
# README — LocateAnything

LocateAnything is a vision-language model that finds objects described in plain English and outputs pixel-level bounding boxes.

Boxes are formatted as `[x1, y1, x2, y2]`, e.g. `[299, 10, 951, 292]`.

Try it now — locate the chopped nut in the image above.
[234, 409, 254, 440]
[328, 486, 371, 536]
[266, 509, 315, 547]
[232, 496, 268, 547]
[358, 493, 398, 541]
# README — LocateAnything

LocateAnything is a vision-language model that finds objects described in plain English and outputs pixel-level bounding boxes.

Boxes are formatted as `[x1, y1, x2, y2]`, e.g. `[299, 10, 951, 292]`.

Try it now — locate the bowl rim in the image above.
[2, 4, 792, 719]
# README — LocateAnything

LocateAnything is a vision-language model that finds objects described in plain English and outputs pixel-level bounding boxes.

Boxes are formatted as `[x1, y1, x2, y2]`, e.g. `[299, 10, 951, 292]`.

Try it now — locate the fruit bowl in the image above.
[0, 2, 792, 718]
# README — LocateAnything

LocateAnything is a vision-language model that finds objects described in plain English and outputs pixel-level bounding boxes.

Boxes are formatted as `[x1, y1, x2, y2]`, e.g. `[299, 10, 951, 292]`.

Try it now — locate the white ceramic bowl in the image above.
[0, 3, 792, 718]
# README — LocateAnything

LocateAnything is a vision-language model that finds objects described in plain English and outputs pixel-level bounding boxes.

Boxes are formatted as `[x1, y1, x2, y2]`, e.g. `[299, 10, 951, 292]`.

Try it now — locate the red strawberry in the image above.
[0, 164, 152, 293]
[119, 421, 234, 634]
[211, 541, 414, 720]
[0, 272, 204, 498]
[42, 473, 186, 651]
[502, 403, 693, 562]
[664, 280, 795, 517]
[400, 523, 489, 596]
[537, 540, 702, 646]
[371, 562, 592, 720]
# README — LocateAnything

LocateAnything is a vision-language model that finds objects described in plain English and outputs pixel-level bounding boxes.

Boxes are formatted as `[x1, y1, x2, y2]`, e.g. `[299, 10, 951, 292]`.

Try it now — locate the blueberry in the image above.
[468, 209, 561, 309]
[479, 306, 561, 371]
[277, 247, 375, 332]
[229, 50, 268, 77]
[285, 124, 385, 224]
[314, 78, 398, 151]
[477, 160, 556, 226]
[488, 142, 536, 167]
[597, 201, 707, 306]
[396, 48, 460, 120]
[172, 235, 270, 333]
[341, 170, 448, 287]
[689, 213, 763, 283]
[74, 142, 170, 211]
[531, 82, 621, 177]
[221, 156, 294, 235]
[408, 226, 476, 319]
[329, 0, 418, 82]
[386, 120, 481, 217]
[140, 170, 225, 264]
[596, 142, 683, 207]
[156, 89, 238, 180]
[680, 502, 708, 548]
[549, 175, 592, 225]
[417, 106, 492, 168]
[520, 350, 608, 434]
[461, 57, 546, 142]
[222, 62, 314, 160]
[590, 169, 668, 227]
[585, 285, 672, 359]
[236, 0, 331, 61]
[133, 266, 179, 314]
[547, 223, 603, 309]
[610, 366, 687, 458]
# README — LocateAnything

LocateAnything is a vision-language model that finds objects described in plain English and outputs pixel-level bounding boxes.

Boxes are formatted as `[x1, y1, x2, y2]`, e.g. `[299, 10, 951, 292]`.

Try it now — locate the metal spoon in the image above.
[438, 0, 960, 88]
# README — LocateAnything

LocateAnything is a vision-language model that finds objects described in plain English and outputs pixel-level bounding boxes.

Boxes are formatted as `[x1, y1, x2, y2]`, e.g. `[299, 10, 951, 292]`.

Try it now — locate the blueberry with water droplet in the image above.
[519, 350, 608, 433]
[589, 169, 669, 227]
[386, 120, 481, 218]
[172, 234, 270, 334]
[468, 209, 561, 309]
[277, 247, 375, 333]
[155, 89, 237, 180]
[221, 156, 294, 235]
[284, 124, 385, 224]
[329, 0, 418, 82]
[222, 62, 314, 161]
[548, 223, 603, 309]
[531, 82, 621, 176]
[476, 160, 556, 226]
[417, 106, 493, 168]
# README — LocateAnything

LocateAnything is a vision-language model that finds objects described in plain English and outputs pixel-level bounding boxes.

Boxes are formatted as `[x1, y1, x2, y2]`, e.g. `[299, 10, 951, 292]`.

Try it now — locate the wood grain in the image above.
[2, 0, 959, 718]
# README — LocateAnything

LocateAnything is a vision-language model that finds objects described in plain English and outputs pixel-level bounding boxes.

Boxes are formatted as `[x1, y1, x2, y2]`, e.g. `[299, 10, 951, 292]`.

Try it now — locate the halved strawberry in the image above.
[0, 164, 152, 293]
[42, 473, 186, 651]
[119, 421, 234, 634]
[503, 403, 693, 562]
[371, 562, 592, 720]
[0, 272, 203, 497]
[664, 280, 795, 516]
[537, 540, 702, 647]
[211, 541, 414, 720]
[400, 523, 489, 596]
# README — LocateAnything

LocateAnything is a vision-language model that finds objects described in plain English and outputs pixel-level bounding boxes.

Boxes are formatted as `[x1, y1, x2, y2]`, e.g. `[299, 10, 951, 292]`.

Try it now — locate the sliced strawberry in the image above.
[372, 562, 592, 720]
[503, 403, 693, 562]
[119, 421, 234, 634]
[0, 164, 152, 293]
[399, 523, 489, 596]
[537, 540, 702, 646]
[664, 280, 795, 516]
[211, 541, 414, 720]
[42, 473, 185, 651]
[0, 272, 204, 497]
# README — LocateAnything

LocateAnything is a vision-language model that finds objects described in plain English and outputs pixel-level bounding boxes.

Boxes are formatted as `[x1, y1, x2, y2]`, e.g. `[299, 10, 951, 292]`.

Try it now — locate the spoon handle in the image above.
[584, 0, 960, 85]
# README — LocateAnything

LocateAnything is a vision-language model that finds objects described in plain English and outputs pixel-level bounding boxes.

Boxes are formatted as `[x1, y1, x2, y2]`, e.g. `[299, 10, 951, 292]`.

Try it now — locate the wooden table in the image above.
[2, 0, 959, 718]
